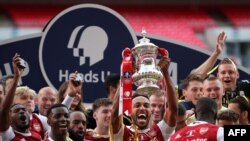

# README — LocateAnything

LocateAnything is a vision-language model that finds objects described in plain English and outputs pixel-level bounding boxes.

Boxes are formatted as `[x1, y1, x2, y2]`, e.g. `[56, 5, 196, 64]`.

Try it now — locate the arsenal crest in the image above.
[33, 123, 41, 132]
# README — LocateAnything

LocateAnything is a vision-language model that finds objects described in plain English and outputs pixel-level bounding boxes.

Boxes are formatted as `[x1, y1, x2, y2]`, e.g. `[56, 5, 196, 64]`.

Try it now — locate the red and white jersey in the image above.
[0, 127, 42, 141]
[36, 94, 73, 138]
[43, 131, 72, 141]
[84, 129, 109, 141]
[30, 113, 50, 139]
[114, 120, 175, 141]
[30, 113, 44, 138]
[169, 121, 224, 141]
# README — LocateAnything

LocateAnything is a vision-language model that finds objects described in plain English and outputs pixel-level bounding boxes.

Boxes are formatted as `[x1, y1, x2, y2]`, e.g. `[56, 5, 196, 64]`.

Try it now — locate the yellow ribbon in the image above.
[110, 115, 126, 141]
[109, 121, 114, 141]
[242, 95, 250, 104]
[207, 65, 218, 76]
[66, 133, 73, 141]
[132, 123, 139, 141]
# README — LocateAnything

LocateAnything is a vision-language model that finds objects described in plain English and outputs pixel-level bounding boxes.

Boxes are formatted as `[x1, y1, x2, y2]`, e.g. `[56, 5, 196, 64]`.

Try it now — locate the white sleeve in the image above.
[62, 95, 74, 109]
[217, 127, 224, 141]
[0, 127, 15, 140]
[37, 114, 50, 135]
[157, 120, 176, 141]
[113, 125, 124, 141]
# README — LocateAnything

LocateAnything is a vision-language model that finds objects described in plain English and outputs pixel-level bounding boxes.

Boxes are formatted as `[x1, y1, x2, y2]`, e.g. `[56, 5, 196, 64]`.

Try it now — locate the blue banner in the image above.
[0, 4, 249, 103]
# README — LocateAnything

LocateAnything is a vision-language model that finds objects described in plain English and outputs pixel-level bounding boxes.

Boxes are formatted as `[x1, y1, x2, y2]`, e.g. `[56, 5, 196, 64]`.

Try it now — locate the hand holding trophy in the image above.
[120, 29, 169, 116]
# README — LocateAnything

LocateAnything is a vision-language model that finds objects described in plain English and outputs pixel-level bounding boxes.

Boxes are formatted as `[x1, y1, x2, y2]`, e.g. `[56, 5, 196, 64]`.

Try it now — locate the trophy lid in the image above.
[134, 28, 158, 48]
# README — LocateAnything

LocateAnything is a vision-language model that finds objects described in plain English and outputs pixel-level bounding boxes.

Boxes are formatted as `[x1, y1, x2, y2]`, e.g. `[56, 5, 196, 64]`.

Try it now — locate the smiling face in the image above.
[92, 98, 113, 130]
[132, 96, 151, 130]
[93, 105, 112, 128]
[61, 87, 82, 111]
[38, 87, 57, 116]
[71, 93, 82, 109]
[183, 80, 203, 105]
[149, 95, 164, 124]
[48, 106, 70, 137]
[203, 78, 224, 110]
[217, 63, 239, 91]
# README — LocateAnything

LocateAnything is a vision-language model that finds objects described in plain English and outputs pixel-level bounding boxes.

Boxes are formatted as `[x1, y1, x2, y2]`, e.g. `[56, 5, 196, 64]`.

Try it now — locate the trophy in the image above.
[131, 29, 164, 96]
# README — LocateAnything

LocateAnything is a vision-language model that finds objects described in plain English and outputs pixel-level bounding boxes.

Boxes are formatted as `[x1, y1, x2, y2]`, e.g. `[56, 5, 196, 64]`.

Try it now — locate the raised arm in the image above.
[0, 53, 22, 131]
[191, 32, 226, 79]
[158, 55, 177, 127]
[62, 71, 83, 109]
[111, 86, 123, 134]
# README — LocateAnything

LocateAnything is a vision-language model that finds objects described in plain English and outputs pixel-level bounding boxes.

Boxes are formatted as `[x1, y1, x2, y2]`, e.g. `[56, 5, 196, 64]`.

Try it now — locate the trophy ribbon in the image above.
[119, 48, 133, 116]
[158, 47, 168, 57]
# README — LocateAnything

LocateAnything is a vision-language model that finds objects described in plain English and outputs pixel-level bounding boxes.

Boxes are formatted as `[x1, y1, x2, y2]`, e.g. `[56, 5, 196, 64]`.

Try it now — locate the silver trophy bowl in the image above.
[131, 29, 164, 96]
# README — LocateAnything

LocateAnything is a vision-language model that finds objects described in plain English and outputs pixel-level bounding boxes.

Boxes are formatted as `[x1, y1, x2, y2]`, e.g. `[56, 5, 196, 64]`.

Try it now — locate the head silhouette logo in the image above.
[67, 25, 108, 66]
[39, 4, 137, 102]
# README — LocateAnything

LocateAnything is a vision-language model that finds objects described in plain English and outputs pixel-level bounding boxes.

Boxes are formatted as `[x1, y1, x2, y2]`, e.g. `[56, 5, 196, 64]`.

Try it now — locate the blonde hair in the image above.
[15, 86, 37, 97]
[218, 58, 238, 72]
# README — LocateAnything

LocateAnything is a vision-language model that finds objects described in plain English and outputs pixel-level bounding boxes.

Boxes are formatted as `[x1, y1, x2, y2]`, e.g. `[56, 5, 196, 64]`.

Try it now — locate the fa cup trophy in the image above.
[120, 29, 168, 115]
[131, 29, 166, 96]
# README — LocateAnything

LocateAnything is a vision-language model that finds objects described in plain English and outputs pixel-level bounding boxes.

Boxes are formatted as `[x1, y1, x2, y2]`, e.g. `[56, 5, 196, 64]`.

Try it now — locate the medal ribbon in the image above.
[120, 47, 133, 116]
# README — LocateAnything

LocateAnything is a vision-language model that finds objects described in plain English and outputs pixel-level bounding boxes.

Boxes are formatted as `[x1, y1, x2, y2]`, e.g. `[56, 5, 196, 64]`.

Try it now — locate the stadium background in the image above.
[0, 0, 250, 71]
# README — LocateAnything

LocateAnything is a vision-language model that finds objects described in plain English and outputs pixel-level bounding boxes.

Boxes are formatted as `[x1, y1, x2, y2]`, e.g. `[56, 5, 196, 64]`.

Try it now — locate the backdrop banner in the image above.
[1, 4, 249, 103]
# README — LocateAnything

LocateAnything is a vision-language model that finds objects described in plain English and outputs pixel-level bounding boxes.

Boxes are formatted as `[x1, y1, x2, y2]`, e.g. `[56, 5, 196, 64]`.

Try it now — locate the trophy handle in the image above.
[122, 47, 131, 58]
[158, 48, 168, 57]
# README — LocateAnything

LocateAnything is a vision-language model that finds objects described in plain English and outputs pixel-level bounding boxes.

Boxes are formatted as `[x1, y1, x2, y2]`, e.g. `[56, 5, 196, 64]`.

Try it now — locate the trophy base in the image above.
[136, 85, 162, 96]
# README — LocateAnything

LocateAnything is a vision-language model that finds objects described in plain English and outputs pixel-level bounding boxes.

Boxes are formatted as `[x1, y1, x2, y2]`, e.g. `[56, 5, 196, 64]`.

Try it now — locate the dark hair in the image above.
[69, 110, 88, 124]
[181, 74, 204, 90]
[132, 93, 149, 100]
[104, 73, 120, 94]
[230, 96, 250, 121]
[47, 103, 68, 117]
[195, 97, 217, 122]
[57, 81, 85, 112]
[217, 109, 239, 122]
[178, 102, 186, 116]
[10, 103, 25, 111]
[92, 98, 113, 112]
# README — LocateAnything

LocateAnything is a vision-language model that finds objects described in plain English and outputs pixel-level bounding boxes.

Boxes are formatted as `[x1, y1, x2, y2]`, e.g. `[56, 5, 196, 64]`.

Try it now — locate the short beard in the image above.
[68, 129, 84, 141]
[15, 124, 30, 132]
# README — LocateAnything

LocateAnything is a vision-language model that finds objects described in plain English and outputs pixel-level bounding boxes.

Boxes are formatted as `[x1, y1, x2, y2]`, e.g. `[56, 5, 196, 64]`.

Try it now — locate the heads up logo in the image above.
[67, 25, 108, 66]
[39, 4, 137, 102]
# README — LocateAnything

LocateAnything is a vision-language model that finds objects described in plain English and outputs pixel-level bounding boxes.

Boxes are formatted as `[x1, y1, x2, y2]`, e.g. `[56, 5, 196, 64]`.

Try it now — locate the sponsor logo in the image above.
[199, 127, 209, 135]
[67, 25, 108, 66]
[33, 123, 42, 132]
[124, 71, 131, 79]
[38, 4, 137, 102]
[124, 91, 130, 97]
